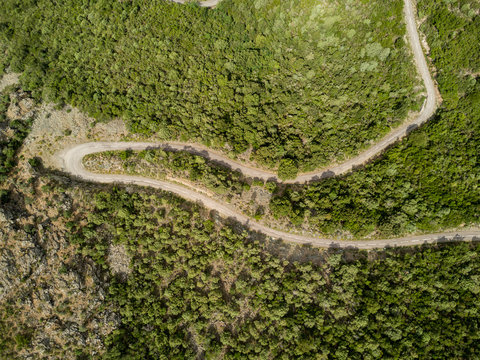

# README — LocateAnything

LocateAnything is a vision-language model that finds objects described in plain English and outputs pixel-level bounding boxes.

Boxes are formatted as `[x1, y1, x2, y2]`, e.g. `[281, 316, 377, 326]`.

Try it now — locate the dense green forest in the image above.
[0, 0, 422, 170]
[85, 0, 480, 239]
[2, 163, 479, 358]
[68, 187, 480, 359]
[0, 41, 7, 77]
[1, 0, 480, 358]
[0, 86, 33, 183]
[268, 0, 480, 237]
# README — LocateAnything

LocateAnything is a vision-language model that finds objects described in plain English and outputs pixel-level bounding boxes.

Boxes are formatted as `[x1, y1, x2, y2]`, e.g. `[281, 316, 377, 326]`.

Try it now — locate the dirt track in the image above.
[60, 141, 480, 249]
[53, 0, 478, 248]
[64, 0, 438, 184]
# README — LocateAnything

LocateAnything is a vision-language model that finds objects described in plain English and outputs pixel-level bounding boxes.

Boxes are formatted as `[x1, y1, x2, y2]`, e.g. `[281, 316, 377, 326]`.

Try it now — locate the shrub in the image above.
[277, 159, 298, 180]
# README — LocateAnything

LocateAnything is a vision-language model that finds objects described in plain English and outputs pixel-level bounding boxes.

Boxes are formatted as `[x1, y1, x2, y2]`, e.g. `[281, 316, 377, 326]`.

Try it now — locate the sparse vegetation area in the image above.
[85, 149, 250, 197]
[0, 166, 117, 358]
[0, 0, 422, 171]
[0, 306, 33, 356]
[84, 148, 276, 222]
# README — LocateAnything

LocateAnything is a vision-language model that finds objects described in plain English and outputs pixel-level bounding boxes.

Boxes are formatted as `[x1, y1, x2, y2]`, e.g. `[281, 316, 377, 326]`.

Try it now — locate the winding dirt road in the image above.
[66, 0, 437, 185]
[57, 0, 479, 248]
[61, 142, 480, 249]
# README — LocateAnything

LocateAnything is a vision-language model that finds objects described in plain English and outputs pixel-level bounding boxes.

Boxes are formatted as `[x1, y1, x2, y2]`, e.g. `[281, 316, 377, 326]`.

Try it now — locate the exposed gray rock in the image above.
[107, 244, 131, 277]
[0, 238, 46, 300]
[6, 90, 35, 120]
[59, 193, 73, 212]
[0, 206, 13, 223]
[0, 248, 18, 298]
[63, 322, 87, 347]
[19, 97, 34, 114]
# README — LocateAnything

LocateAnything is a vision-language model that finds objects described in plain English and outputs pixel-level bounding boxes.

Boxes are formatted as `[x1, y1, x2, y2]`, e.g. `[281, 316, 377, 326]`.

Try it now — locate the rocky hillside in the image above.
[0, 85, 119, 359]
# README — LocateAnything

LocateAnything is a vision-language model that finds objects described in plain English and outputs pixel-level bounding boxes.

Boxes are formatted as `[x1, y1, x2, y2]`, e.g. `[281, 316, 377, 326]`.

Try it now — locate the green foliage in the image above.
[88, 149, 250, 197]
[0, 0, 421, 170]
[269, 196, 292, 218]
[0, 306, 34, 356]
[14, 331, 32, 350]
[118, 150, 133, 161]
[0, 92, 9, 122]
[264, 181, 277, 193]
[85, 0, 479, 239]
[71, 188, 480, 359]
[0, 189, 9, 204]
[27, 157, 40, 168]
[0, 91, 33, 182]
[277, 158, 298, 180]
[269, 0, 480, 237]
[23, 223, 36, 234]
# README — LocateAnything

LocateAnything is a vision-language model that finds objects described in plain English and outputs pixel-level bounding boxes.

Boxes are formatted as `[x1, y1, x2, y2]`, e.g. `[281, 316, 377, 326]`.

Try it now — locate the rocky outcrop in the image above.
[0, 175, 119, 358]
[0, 233, 45, 301]
[6, 90, 35, 120]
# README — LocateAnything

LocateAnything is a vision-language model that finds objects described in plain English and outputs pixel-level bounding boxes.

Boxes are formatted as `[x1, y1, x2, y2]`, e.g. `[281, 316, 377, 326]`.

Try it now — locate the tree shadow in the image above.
[406, 123, 419, 134]
[40, 163, 480, 268]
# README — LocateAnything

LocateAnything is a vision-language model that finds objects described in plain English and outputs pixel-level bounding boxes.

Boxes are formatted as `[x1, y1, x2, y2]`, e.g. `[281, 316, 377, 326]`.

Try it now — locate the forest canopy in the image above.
[0, 0, 422, 170]
[0, 86, 33, 183]
[82, 0, 480, 240]
[267, 0, 480, 237]
[68, 187, 480, 359]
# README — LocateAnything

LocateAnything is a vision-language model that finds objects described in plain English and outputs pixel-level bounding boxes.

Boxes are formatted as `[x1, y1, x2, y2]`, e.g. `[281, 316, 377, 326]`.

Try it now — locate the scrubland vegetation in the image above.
[267, 0, 480, 237]
[0, 86, 33, 183]
[86, 0, 480, 239]
[84, 149, 250, 197]
[67, 188, 480, 359]
[0, 0, 421, 171]
[1, 0, 479, 358]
